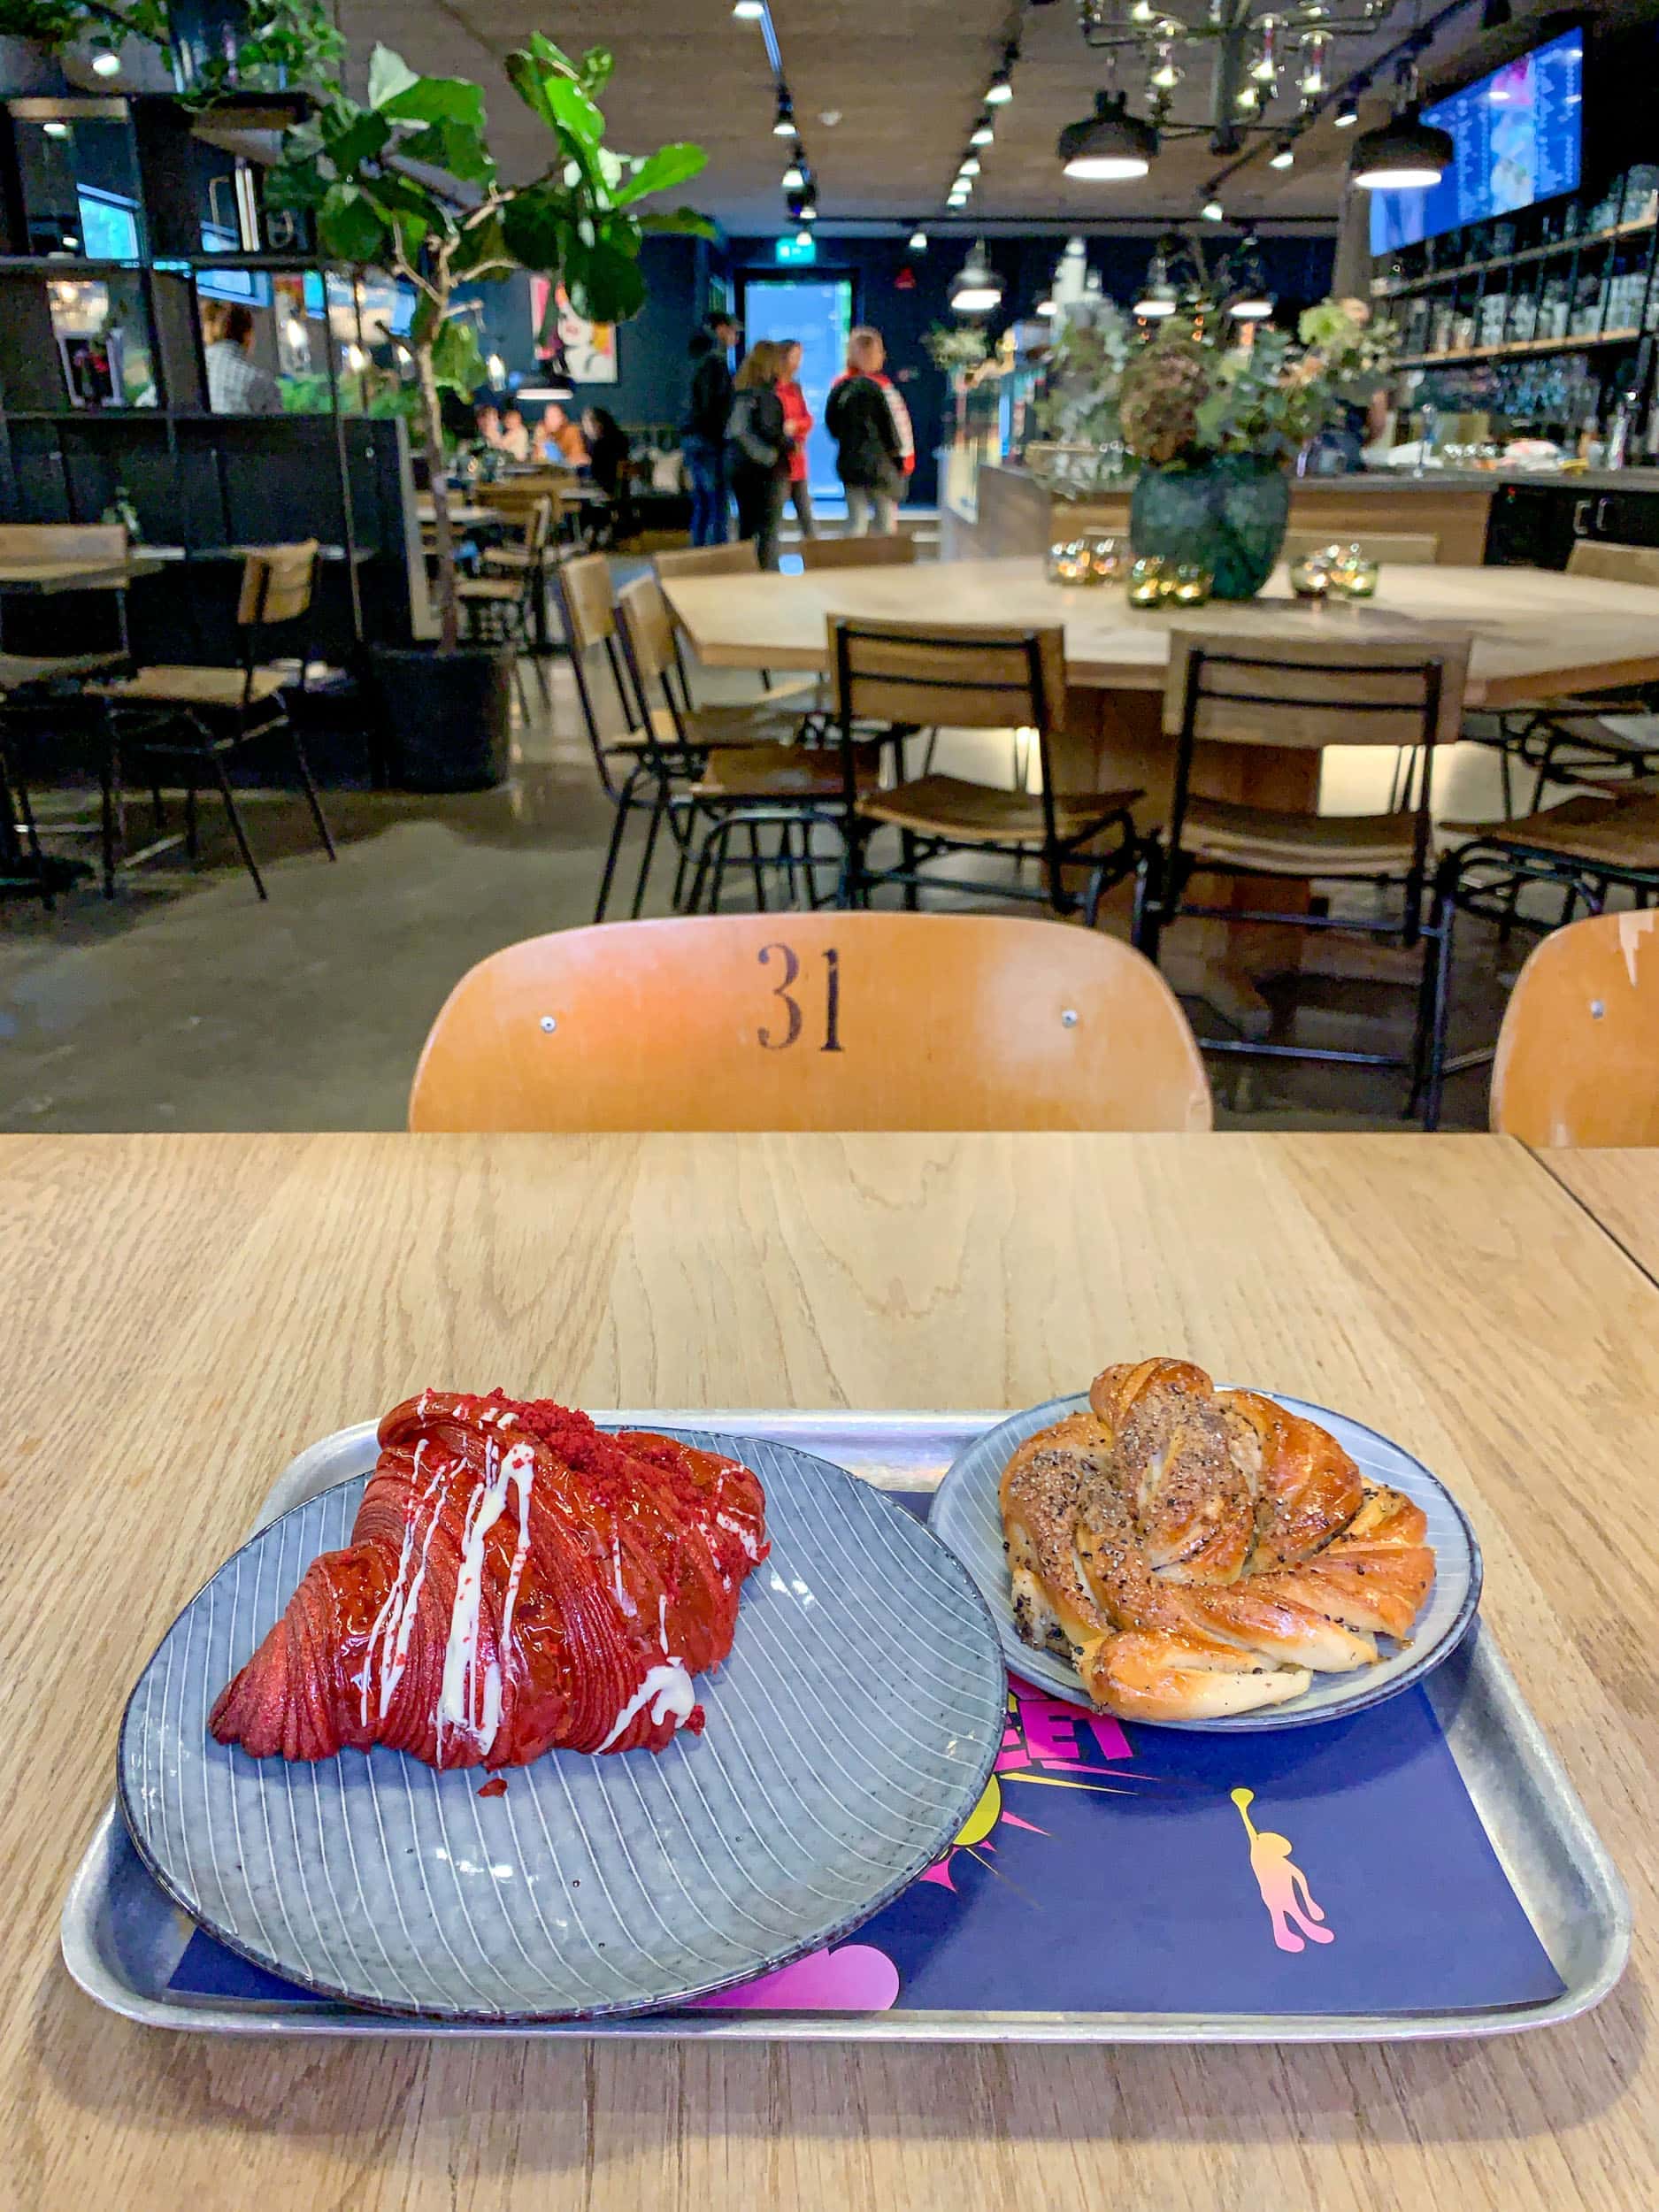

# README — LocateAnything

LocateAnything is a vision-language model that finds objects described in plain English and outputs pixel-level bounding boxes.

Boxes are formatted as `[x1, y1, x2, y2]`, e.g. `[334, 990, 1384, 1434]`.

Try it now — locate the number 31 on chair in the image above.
[758, 943, 842, 1053]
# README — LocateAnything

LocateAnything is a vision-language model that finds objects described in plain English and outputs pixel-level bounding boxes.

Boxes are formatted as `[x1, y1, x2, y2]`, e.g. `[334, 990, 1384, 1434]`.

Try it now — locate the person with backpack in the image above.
[681, 314, 737, 546]
[825, 326, 914, 536]
[726, 340, 791, 571]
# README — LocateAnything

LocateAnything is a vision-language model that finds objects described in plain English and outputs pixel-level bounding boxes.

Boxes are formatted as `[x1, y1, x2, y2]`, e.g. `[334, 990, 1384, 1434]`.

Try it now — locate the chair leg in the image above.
[151, 780, 165, 833]
[1131, 842, 1163, 959]
[6, 753, 54, 913]
[629, 783, 668, 919]
[593, 771, 639, 923]
[287, 724, 337, 862]
[1413, 869, 1458, 1130]
[745, 817, 769, 912]
[209, 749, 267, 901]
[899, 828, 919, 910]
[99, 709, 120, 898]
[183, 774, 198, 860]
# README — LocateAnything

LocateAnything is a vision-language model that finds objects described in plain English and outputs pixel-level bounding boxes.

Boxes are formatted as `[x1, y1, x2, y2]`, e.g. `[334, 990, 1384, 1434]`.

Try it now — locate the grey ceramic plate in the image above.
[928, 1389, 1481, 1732]
[118, 1429, 1007, 2021]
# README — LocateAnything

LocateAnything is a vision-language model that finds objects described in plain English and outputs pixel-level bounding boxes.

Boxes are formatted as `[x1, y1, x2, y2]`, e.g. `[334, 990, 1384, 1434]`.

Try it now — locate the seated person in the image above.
[535, 402, 588, 468]
[581, 406, 631, 496]
[497, 406, 533, 462]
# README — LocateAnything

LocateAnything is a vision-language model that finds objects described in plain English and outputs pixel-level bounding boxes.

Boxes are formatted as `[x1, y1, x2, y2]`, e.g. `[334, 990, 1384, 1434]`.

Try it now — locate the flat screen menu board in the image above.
[1369, 27, 1583, 254]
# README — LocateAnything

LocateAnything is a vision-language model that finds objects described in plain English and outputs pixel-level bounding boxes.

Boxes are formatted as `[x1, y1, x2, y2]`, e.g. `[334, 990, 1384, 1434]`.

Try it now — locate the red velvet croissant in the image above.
[210, 1392, 769, 1767]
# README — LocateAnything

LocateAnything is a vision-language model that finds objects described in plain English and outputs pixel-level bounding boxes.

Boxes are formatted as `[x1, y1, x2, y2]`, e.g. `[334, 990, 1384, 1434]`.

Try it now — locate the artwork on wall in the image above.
[530, 277, 618, 384]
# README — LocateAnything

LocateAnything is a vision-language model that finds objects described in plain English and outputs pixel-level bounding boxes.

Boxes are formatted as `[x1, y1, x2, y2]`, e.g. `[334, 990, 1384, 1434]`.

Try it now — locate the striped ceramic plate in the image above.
[118, 1431, 1006, 2021]
[928, 1389, 1481, 1731]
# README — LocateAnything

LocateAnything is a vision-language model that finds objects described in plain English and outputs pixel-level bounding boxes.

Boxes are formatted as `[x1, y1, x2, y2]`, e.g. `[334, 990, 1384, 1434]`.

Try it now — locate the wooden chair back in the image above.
[0, 522, 127, 564]
[831, 618, 1066, 733]
[614, 573, 678, 695]
[236, 541, 319, 628]
[1567, 539, 1659, 591]
[798, 534, 918, 571]
[409, 913, 1212, 1133]
[1163, 629, 1471, 751]
[555, 551, 615, 651]
[1490, 910, 1659, 1146]
[654, 543, 761, 580]
[1282, 530, 1440, 567]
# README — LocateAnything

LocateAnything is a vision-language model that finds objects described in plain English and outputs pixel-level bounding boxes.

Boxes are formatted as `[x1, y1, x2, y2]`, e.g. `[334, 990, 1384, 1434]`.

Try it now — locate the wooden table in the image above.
[1534, 1147, 1659, 1285]
[5, 1129, 1658, 2211]
[663, 554, 1659, 710]
[0, 555, 165, 594]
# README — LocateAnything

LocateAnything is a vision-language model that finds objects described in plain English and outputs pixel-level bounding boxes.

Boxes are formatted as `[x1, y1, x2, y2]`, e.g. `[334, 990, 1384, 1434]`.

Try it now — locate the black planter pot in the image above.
[371, 643, 514, 793]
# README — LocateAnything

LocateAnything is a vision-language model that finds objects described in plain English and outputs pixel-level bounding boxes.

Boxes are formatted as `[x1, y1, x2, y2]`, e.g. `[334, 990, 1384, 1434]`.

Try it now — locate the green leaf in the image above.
[565, 240, 647, 326]
[580, 45, 614, 95]
[366, 43, 419, 110]
[612, 142, 706, 206]
[542, 72, 605, 147]
[400, 117, 496, 187]
[317, 182, 389, 264]
[451, 211, 511, 275]
[381, 74, 487, 129]
[499, 188, 577, 273]
[430, 318, 487, 397]
[319, 108, 392, 177]
[637, 205, 718, 240]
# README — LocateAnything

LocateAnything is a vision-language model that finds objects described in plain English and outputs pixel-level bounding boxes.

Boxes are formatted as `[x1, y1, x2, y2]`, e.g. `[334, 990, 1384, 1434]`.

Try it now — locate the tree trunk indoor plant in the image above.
[265, 35, 710, 787]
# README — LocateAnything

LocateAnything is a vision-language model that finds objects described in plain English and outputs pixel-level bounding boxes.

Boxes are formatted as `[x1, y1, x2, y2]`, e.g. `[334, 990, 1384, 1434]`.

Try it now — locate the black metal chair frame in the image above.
[97, 550, 335, 902]
[1416, 817, 1659, 1125]
[607, 594, 838, 920]
[1133, 641, 1456, 1119]
[831, 620, 1140, 922]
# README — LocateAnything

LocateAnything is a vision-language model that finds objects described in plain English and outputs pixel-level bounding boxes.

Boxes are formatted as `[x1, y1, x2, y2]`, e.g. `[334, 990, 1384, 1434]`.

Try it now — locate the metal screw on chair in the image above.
[1061, 1009, 1079, 1028]
[540, 1015, 557, 1033]
[1589, 1001, 1605, 1019]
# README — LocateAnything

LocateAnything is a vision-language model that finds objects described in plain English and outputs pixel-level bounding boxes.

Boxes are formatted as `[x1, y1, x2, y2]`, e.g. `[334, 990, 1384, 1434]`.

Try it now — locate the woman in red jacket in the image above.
[777, 339, 817, 540]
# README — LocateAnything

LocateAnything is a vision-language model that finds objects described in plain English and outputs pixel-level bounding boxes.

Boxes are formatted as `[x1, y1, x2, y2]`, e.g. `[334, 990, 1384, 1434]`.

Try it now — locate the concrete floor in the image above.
[0, 634, 1558, 1135]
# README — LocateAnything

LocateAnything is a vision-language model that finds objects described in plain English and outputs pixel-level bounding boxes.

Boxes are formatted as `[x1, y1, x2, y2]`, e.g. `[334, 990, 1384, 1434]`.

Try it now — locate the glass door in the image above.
[739, 274, 855, 500]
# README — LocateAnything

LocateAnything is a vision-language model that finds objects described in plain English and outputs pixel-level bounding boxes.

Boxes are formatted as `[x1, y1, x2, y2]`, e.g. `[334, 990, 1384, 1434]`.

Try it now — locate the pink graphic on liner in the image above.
[1231, 1787, 1335, 1953]
[687, 1944, 899, 2011]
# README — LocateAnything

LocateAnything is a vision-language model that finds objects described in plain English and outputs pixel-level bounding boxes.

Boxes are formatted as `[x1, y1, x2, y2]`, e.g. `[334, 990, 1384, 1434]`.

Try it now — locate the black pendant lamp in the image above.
[1057, 89, 1157, 181]
[949, 239, 1003, 315]
[1348, 100, 1453, 191]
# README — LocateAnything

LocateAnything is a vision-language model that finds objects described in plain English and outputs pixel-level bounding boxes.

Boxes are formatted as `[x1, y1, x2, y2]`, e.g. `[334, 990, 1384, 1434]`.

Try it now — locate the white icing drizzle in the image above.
[716, 1509, 763, 1563]
[357, 1442, 447, 1729]
[435, 1440, 536, 1759]
[610, 1531, 636, 1617]
[596, 1659, 696, 1751]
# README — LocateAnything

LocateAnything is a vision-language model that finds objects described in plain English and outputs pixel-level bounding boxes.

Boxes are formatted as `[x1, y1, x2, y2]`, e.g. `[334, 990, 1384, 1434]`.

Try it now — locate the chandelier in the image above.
[1069, 0, 1391, 158]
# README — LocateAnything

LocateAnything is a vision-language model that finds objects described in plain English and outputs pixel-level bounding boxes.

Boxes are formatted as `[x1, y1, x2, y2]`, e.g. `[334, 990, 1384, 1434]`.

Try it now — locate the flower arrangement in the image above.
[1118, 297, 1397, 468]
[923, 323, 993, 374]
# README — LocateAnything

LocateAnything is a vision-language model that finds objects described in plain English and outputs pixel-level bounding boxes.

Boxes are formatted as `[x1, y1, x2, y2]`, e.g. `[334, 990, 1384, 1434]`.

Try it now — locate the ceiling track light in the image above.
[986, 46, 1017, 104]
[909, 227, 928, 250]
[1269, 134, 1295, 169]
[970, 117, 995, 145]
[732, 0, 764, 18]
[781, 155, 805, 189]
[1202, 196, 1225, 222]
[772, 89, 795, 135]
[90, 46, 122, 75]
[1057, 88, 1158, 181]
[1334, 89, 1360, 127]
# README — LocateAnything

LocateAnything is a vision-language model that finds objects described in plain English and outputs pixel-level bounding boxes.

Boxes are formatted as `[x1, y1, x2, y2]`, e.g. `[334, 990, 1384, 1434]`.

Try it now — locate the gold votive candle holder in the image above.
[1332, 553, 1379, 600]
[1171, 562, 1212, 607]
[1046, 538, 1093, 586]
[1083, 529, 1127, 584]
[1127, 555, 1171, 608]
[1289, 551, 1333, 600]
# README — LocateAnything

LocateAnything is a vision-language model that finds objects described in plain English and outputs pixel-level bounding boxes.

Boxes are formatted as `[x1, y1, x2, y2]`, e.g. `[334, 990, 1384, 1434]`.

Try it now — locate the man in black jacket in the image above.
[682, 315, 737, 546]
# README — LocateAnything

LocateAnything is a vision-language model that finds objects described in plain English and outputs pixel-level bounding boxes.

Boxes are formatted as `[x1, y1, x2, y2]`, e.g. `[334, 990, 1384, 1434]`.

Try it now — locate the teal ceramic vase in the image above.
[1128, 453, 1292, 602]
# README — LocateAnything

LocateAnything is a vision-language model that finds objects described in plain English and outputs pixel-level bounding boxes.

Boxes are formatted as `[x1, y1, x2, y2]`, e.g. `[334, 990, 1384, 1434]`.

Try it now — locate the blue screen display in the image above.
[1369, 28, 1583, 253]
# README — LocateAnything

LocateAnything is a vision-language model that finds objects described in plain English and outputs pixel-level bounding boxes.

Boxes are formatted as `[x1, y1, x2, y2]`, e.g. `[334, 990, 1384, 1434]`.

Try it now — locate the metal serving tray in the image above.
[63, 1411, 1629, 2043]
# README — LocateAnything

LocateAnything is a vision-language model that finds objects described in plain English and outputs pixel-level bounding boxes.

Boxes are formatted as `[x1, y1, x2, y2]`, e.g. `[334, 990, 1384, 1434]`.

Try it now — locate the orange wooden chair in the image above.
[1490, 909, 1659, 1146]
[409, 911, 1211, 1133]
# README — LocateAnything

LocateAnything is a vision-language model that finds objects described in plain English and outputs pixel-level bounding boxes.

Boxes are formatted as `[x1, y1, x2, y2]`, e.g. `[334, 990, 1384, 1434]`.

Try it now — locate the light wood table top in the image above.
[5, 1130, 1658, 2211]
[1535, 1147, 1659, 1285]
[664, 553, 1659, 707]
[0, 554, 165, 592]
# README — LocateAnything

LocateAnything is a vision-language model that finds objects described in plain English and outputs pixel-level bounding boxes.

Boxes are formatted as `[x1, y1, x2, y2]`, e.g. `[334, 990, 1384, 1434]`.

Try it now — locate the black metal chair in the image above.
[831, 618, 1141, 923]
[89, 541, 336, 902]
[1133, 629, 1472, 1125]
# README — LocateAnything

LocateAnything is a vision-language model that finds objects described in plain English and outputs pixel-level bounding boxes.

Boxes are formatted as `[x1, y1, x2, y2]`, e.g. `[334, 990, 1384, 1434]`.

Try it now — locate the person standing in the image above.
[825, 326, 913, 536]
[726, 340, 790, 571]
[777, 338, 817, 539]
[682, 312, 737, 546]
[203, 301, 280, 415]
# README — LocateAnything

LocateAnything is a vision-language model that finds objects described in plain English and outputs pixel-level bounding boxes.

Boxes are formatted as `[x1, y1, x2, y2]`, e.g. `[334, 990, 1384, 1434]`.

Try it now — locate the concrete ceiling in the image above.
[334, 0, 1642, 234]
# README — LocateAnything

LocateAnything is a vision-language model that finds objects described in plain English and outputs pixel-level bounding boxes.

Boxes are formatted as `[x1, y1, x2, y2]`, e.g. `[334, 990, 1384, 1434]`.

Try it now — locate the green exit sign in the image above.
[775, 233, 818, 265]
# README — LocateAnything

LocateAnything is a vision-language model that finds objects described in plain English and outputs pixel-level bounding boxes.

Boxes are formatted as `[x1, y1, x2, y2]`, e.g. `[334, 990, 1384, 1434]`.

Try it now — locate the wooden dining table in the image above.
[4, 1127, 1659, 2211]
[1534, 1146, 1659, 1286]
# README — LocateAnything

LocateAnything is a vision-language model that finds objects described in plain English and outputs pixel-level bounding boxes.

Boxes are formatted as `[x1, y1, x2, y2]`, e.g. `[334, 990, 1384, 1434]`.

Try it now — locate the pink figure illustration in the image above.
[1231, 1788, 1335, 1954]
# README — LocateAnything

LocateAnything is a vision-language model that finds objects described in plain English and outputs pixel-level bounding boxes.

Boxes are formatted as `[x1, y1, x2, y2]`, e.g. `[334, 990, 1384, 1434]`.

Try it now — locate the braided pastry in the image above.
[1000, 1362, 1434, 1723]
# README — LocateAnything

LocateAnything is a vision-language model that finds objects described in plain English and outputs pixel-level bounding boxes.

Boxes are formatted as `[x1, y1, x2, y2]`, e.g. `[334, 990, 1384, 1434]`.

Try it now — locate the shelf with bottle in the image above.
[1373, 165, 1659, 300]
